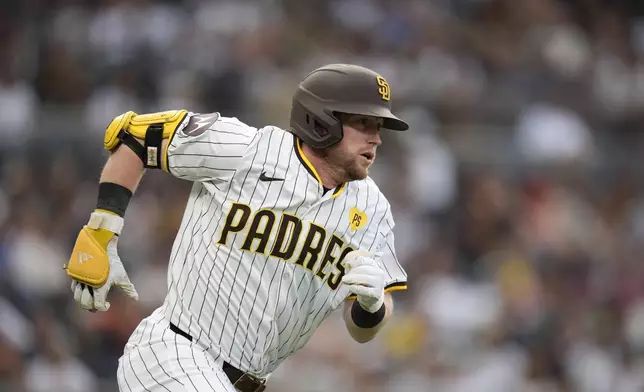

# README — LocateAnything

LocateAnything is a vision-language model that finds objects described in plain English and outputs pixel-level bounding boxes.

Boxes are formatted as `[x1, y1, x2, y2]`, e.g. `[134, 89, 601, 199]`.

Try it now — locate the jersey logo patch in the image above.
[259, 171, 284, 182]
[183, 112, 220, 136]
[349, 207, 367, 231]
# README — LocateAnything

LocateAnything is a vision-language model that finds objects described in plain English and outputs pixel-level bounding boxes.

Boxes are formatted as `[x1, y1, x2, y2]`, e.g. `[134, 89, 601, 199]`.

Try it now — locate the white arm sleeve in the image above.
[166, 112, 257, 184]
[373, 208, 408, 292]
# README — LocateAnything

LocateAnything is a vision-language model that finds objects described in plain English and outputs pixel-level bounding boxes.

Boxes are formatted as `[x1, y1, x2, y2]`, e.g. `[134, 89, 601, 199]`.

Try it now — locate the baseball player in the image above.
[64, 64, 409, 392]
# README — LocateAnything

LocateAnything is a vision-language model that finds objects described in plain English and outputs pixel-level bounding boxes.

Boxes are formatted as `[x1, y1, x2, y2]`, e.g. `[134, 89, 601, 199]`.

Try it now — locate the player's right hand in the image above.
[342, 250, 386, 313]
[65, 210, 138, 312]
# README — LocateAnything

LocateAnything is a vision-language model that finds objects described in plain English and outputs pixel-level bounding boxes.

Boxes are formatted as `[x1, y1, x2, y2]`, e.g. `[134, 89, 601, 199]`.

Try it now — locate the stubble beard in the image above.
[345, 159, 369, 181]
[325, 152, 368, 183]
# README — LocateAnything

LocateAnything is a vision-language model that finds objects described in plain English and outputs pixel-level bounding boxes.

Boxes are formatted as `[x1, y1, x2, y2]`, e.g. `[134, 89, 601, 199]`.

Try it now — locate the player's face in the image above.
[326, 114, 383, 181]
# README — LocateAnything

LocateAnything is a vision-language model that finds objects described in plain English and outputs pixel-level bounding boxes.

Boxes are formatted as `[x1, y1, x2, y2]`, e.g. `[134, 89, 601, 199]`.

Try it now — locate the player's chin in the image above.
[347, 163, 369, 181]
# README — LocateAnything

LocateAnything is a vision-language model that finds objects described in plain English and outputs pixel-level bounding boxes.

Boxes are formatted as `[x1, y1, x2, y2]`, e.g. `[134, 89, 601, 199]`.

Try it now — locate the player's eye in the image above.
[358, 118, 381, 130]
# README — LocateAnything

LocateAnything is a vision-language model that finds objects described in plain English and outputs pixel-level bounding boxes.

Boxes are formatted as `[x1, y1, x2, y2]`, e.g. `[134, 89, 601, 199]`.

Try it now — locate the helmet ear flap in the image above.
[290, 97, 344, 149]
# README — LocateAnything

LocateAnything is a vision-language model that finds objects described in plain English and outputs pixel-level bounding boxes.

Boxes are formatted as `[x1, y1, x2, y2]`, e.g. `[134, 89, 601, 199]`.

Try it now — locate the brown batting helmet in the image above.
[289, 64, 409, 149]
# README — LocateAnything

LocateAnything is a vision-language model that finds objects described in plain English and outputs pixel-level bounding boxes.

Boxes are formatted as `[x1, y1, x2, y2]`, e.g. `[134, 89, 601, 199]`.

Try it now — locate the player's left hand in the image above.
[65, 210, 138, 312]
[341, 250, 385, 313]
[70, 236, 138, 312]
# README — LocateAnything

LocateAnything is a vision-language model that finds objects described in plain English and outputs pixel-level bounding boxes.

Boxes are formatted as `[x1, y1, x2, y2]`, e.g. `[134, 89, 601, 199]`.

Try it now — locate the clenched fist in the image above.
[66, 210, 138, 311]
[341, 250, 385, 313]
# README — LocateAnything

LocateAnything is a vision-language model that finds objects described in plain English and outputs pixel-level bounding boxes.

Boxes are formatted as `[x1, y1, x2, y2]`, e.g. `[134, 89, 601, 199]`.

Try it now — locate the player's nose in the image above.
[371, 129, 382, 146]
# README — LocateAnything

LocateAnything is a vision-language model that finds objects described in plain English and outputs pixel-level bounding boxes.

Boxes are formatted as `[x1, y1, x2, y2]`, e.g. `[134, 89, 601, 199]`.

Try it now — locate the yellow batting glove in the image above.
[65, 210, 138, 311]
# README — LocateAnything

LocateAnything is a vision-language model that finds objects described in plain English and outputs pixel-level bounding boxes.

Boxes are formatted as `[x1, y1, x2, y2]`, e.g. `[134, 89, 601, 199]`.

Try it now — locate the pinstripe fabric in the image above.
[120, 112, 407, 389]
[117, 309, 236, 392]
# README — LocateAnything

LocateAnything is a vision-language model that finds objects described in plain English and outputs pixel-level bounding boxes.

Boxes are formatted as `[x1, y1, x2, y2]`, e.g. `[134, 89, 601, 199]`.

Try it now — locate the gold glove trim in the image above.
[66, 227, 112, 287]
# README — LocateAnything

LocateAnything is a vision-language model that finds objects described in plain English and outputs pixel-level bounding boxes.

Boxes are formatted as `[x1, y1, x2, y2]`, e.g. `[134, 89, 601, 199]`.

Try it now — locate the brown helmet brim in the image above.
[328, 103, 409, 131]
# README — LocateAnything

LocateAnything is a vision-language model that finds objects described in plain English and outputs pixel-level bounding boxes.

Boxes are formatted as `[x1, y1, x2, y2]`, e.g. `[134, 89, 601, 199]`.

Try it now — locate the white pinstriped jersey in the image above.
[151, 112, 406, 377]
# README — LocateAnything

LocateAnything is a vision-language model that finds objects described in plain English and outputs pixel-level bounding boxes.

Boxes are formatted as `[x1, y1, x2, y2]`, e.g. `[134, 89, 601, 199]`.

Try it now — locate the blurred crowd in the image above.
[2, 0, 644, 391]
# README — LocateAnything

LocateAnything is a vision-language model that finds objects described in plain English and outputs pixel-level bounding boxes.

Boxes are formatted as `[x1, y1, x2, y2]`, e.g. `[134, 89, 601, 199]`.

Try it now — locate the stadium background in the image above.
[2, 0, 644, 391]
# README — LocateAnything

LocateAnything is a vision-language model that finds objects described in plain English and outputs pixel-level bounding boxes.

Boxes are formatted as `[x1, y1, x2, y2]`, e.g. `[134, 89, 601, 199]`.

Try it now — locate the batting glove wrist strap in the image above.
[87, 210, 124, 234]
[351, 300, 386, 328]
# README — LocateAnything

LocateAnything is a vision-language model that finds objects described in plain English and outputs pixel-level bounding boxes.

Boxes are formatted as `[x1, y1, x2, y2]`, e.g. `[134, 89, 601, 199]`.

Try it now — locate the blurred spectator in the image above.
[0, 60, 37, 146]
[23, 310, 98, 392]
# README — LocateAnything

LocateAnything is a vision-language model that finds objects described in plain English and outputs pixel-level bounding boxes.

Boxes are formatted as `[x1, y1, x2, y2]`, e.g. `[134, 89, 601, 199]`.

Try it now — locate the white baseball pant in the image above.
[117, 309, 237, 392]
